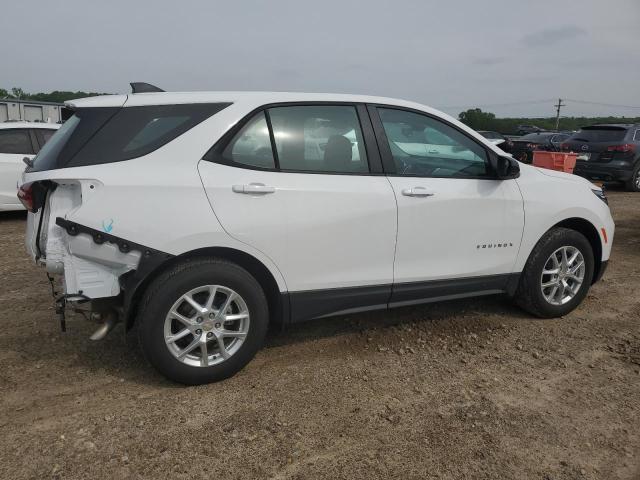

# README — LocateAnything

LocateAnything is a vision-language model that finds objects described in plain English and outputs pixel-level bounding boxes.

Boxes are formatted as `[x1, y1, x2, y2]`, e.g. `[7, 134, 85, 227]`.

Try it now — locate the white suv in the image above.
[21, 86, 614, 384]
[0, 121, 59, 211]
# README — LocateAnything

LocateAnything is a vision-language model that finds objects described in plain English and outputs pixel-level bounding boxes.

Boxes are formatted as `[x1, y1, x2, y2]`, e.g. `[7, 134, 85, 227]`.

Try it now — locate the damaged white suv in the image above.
[21, 84, 614, 384]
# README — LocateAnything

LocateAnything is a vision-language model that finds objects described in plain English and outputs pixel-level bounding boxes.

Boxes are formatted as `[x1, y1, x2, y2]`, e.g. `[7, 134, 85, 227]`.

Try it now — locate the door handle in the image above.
[232, 183, 276, 194]
[401, 187, 435, 197]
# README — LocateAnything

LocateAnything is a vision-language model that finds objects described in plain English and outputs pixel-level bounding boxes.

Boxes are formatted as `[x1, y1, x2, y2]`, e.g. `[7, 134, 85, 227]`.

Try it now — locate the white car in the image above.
[21, 86, 614, 384]
[0, 122, 59, 211]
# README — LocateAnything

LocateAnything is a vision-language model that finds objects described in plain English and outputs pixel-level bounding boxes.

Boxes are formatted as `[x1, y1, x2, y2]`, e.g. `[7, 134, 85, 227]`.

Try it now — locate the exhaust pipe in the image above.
[89, 311, 118, 341]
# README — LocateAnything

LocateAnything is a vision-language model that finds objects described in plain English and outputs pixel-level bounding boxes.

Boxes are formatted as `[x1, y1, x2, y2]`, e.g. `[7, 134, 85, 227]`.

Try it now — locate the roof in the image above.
[0, 98, 64, 107]
[65, 91, 433, 111]
[0, 121, 60, 130]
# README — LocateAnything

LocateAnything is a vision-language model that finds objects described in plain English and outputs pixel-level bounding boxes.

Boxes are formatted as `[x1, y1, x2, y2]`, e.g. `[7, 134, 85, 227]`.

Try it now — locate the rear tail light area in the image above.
[17, 183, 34, 211]
[606, 143, 635, 153]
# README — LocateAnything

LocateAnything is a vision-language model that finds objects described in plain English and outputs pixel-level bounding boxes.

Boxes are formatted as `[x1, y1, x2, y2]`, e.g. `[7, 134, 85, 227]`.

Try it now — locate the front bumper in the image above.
[574, 161, 634, 182]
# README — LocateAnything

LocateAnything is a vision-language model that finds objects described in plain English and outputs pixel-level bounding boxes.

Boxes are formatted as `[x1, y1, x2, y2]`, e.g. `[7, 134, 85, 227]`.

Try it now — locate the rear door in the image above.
[368, 106, 524, 305]
[198, 103, 397, 321]
[0, 128, 36, 209]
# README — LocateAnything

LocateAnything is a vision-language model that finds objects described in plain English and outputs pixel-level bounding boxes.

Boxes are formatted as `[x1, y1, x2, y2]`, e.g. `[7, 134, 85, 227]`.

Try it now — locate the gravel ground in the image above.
[0, 190, 638, 480]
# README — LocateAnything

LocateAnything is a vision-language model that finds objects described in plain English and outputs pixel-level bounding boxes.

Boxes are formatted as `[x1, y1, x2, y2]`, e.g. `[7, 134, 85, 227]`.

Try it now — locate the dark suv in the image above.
[563, 124, 640, 191]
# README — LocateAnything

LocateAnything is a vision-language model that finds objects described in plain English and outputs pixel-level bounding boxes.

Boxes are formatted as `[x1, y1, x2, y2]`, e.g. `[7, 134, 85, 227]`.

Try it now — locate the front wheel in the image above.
[137, 258, 269, 385]
[515, 227, 594, 318]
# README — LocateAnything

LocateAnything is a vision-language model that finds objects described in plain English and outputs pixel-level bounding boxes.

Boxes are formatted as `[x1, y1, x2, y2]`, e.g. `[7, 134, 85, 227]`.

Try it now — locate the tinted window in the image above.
[0, 129, 34, 154]
[33, 128, 57, 152]
[222, 112, 275, 169]
[31, 103, 229, 172]
[378, 108, 488, 177]
[268, 105, 369, 173]
[480, 131, 502, 140]
[67, 104, 229, 168]
[634, 130, 640, 141]
[568, 128, 627, 143]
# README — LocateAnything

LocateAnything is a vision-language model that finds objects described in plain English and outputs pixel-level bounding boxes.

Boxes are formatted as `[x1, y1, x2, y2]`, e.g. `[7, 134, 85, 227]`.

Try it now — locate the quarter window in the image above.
[634, 129, 640, 141]
[222, 112, 275, 169]
[378, 108, 489, 178]
[0, 129, 34, 155]
[268, 105, 369, 173]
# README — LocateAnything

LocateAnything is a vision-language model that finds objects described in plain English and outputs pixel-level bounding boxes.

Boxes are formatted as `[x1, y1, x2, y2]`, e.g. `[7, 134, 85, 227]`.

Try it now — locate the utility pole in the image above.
[554, 98, 565, 131]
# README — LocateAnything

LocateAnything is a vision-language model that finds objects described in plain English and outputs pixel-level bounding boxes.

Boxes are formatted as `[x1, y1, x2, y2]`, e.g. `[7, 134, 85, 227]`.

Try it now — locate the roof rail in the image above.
[130, 82, 165, 94]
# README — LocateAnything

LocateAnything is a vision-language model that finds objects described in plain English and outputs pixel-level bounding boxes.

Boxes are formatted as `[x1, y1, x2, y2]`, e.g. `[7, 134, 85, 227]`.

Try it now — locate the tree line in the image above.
[457, 108, 639, 135]
[0, 87, 109, 104]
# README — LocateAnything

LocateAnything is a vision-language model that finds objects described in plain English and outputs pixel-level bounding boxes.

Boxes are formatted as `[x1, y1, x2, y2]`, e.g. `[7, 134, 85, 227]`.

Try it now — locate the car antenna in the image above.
[130, 82, 165, 94]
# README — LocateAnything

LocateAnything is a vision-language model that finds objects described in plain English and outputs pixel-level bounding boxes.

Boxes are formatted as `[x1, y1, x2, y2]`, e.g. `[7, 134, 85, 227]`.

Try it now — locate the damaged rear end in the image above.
[21, 94, 228, 339]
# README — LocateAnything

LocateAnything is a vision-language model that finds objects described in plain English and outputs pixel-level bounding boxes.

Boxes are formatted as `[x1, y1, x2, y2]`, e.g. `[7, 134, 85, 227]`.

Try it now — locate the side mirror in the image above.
[495, 155, 520, 179]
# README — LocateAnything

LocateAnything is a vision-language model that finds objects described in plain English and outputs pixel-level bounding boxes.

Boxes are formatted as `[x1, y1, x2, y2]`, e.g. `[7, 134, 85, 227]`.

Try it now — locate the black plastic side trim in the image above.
[391, 274, 512, 304]
[289, 273, 521, 323]
[290, 284, 392, 323]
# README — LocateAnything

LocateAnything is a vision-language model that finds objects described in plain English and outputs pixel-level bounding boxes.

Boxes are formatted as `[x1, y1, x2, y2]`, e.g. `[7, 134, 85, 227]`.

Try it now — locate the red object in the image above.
[17, 183, 33, 210]
[601, 228, 608, 244]
[606, 143, 635, 153]
[532, 151, 577, 174]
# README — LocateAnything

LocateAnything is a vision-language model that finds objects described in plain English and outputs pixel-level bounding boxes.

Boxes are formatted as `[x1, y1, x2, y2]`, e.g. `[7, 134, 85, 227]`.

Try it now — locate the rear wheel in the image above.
[515, 228, 594, 318]
[625, 162, 640, 192]
[137, 258, 268, 385]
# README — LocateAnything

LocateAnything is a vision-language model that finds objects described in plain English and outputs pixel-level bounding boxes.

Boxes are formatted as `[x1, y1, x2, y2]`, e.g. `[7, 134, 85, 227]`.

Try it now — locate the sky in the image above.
[3, 0, 640, 118]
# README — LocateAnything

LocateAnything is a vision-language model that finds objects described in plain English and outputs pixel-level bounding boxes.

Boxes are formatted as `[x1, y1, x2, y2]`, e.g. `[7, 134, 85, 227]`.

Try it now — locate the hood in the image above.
[534, 166, 599, 188]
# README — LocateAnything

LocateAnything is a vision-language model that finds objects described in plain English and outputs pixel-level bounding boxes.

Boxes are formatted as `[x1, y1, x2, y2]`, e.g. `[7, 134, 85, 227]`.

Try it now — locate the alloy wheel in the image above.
[163, 285, 250, 367]
[540, 246, 586, 305]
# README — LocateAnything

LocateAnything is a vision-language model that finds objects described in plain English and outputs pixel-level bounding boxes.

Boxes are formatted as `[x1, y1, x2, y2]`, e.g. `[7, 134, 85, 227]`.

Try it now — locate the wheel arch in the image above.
[551, 217, 602, 284]
[124, 246, 288, 330]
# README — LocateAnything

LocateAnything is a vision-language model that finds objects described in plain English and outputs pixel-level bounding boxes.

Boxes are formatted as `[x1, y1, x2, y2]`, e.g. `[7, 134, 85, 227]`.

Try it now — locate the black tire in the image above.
[136, 258, 268, 385]
[625, 162, 640, 192]
[515, 227, 594, 318]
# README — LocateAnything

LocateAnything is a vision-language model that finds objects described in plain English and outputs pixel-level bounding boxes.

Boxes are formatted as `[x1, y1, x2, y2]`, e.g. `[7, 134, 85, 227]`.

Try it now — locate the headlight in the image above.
[592, 188, 608, 205]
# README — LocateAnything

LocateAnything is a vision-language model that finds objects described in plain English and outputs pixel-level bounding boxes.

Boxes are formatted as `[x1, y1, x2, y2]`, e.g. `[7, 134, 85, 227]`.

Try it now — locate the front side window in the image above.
[0, 129, 34, 155]
[378, 108, 488, 177]
[268, 105, 369, 173]
[222, 112, 275, 169]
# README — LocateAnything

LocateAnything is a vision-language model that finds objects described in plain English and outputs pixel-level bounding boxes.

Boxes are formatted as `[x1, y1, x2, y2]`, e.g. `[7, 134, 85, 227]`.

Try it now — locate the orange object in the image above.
[532, 151, 577, 174]
[601, 228, 608, 244]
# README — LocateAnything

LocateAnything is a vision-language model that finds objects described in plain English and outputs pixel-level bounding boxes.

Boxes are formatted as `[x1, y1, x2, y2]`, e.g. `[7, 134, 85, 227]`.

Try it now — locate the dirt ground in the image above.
[0, 190, 638, 480]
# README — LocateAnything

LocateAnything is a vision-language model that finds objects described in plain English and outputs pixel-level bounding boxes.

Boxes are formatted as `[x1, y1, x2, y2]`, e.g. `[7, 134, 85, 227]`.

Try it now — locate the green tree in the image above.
[458, 108, 496, 130]
[11, 87, 25, 99]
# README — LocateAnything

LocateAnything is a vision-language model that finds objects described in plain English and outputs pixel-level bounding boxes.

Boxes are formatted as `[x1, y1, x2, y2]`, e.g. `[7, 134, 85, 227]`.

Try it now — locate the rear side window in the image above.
[269, 105, 369, 173]
[210, 105, 370, 174]
[568, 128, 627, 143]
[31, 103, 230, 172]
[33, 128, 57, 152]
[0, 129, 34, 155]
[222, 112, 275, 169]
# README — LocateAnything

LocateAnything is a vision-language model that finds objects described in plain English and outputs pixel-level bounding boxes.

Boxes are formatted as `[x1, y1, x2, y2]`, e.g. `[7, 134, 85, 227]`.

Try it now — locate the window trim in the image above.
[203, 102, 384, 176]
[366, 104, 500, 180]
[0, 128, 36, 155]
[633, 129, 640, 142]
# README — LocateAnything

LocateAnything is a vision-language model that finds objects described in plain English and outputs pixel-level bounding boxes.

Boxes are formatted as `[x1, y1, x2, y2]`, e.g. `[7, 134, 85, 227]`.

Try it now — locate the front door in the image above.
[198, 104, 397, 321]
[369, 106, 524, 304]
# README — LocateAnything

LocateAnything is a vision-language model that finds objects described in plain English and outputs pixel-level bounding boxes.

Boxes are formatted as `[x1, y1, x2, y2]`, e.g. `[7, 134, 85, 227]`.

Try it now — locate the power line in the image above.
[439, 98, 640, 111]
[564, 99, 640, 109]
[438, 99, 555, 110]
